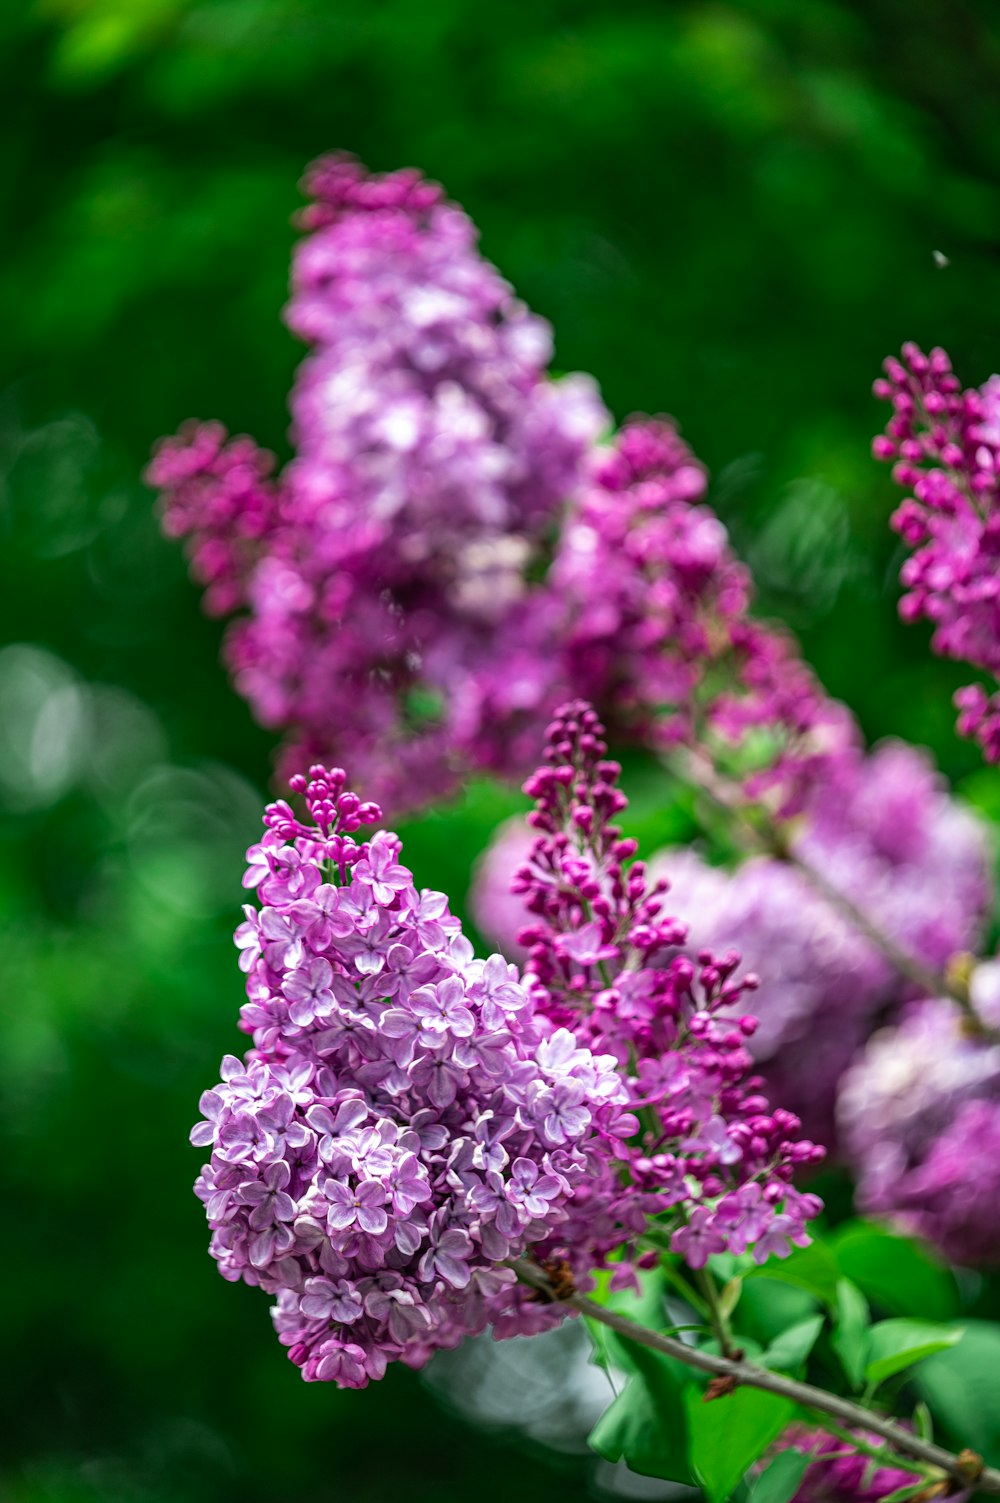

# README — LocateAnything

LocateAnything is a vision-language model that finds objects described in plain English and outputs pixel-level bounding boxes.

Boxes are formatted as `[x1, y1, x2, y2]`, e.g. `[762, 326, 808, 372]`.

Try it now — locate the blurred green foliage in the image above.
[4, 0, 1000, 1498]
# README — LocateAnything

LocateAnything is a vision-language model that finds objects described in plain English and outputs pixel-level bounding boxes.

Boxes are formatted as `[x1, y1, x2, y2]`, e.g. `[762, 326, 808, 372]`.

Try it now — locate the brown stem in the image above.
[511, 1259, 997, 1495]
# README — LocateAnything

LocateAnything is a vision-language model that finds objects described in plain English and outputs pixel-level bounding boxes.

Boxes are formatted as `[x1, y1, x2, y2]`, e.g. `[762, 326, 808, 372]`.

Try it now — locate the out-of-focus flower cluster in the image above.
[150, 156, 606, 809]
[193, 764, 633, 1387]
[769, 1426, 930, 1503]
[475, 740, 992, 1152]
[654, 740, 993, 1147]
[512, 702, 823, 1275]
[552, 419, 858, 817]
[151, 156, 863, 824]
[875, 342, 1000, 761]
[839, 996, 1000, 1268]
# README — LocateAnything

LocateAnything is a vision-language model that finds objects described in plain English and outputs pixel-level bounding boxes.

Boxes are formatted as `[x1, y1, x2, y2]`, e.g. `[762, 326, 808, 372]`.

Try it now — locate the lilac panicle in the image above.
[874, 342, 1000, 760]
[149, 155, 606, 811]
[839, 996, 1000, 1267]
[514, 701, 824, 1277]
[553, 419, 858, 817]
[193, 764, 633, 1387]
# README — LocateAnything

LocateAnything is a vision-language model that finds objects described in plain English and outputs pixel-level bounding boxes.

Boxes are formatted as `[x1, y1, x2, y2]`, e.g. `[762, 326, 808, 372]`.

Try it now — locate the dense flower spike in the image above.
[149, 156, 606, 809]
[875, 343, 1000, 760]
[513, 702, 824, 1274]
[193, 766, 633, 1386]
[839, 997, 1000, 1267]
[553, 420, 857, 816]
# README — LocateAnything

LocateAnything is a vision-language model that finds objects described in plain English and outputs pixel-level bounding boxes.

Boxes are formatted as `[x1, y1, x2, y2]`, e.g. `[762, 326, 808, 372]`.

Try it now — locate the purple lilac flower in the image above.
[874, 343, 1000, 761]
[551, 420, 858, 817]
[838, 997, 1000, 1267]
[768, 1425, 933, 1503]
[193, 764, 633, 1387]
[150, 157, 606, 811]
[513, 701, 824, 1278]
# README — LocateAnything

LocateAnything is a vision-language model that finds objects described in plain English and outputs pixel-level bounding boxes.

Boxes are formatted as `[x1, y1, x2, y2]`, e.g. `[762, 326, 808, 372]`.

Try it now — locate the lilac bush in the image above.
[162, 150, 1000, 1490]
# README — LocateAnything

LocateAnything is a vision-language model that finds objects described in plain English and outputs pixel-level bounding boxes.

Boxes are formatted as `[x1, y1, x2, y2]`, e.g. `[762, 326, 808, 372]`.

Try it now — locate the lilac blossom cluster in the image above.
[839, 996, 1000, 1268]
[512, 702, 824, 1274]
[660, 739, 991, 1146]
[149, 155, 606, 809]
[552, 419, 857, 817]
[474, 740, 992, 1150]
[768, 1426, 926, 1503]
[192, 765, 635, 1387]
[874, 342, 1000, 760]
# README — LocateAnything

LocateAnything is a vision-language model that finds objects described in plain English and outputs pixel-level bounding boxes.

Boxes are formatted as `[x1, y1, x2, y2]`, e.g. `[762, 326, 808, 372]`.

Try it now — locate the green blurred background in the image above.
[4, 2, 1000, 1498]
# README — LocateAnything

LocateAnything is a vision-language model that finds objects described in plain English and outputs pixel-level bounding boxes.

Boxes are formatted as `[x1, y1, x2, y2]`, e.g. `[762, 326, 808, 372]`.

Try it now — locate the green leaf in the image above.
[761, 1314, 825, 1373]
[872, 1484, 933, 1503]
[912, 1401, 933, 1443]
[588, 1336, 692, 1483]
[914, 1320, 1000, 1465]
[831, 1222, 958, 1322]
[684, 1383, 795, 1503]
[748, 1449, 812, 1503]
[719, 1276, 743, 1323]
[832, 1279, 870, 1390]
[746, 1240, 840, 1307]
[865, 1319, 965, 1387]
[737, 1278, 820, 1348]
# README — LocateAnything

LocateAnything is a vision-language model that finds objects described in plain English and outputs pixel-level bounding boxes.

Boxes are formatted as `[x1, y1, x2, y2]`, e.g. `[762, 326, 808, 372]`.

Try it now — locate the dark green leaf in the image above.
[684, 1383, 796, 1503]
[865, 1319, 965, 1386]
[831, 1222, 958, 1322]
[761, 1314, 825, 1373]
[832, 1279, 870, 1390]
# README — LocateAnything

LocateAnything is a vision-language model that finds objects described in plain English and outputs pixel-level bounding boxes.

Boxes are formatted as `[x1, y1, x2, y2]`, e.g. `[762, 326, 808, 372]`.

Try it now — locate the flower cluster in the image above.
[663, 740, 991, 1146]
[475, 739, 992, 1150]
[874, 342, 1000, 760]
[839, 996, 1000, 1267]
[192, 765, 634, 1387]
[513, 702, 824, 1273]
[150, 156, 606, 809]
[768, 1426, 925, 1503]
[552, 419, 857, 816]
